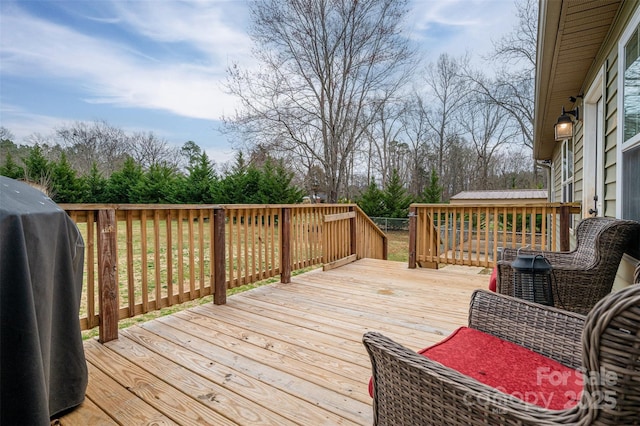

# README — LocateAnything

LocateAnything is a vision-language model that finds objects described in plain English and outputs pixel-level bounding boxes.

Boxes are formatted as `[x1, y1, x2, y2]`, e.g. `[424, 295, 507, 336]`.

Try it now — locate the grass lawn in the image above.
[386, 230, 409, 262]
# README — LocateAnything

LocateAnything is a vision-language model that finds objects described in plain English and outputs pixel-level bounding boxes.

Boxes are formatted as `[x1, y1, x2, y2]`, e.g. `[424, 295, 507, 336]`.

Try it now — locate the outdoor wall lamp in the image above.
[554, 106, 580, 141]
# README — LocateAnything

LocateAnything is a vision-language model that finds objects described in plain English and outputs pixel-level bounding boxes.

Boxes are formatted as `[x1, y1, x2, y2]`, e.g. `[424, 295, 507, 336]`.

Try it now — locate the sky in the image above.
[0, 0, 519, 165]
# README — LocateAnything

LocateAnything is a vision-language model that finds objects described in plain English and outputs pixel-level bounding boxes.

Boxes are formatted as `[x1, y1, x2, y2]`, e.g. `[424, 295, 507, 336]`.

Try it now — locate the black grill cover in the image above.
[0, 177, 87, 424]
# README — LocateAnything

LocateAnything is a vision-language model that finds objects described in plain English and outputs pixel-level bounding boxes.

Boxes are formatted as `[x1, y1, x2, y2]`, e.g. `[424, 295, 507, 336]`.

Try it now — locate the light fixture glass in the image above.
[554, 107, 579, 141]
[554, 115, 574, 141]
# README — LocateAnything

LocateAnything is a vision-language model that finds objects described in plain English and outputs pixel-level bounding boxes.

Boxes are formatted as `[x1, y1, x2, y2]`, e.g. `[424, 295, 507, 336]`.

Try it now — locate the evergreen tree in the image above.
[105, 157, 144, 203]
[241, 166, 262, 203]
[383, 169, 413, 218]
[182, 151, 216, 203]
[23, 144, 51, 183]
[257, 159, 304, 204]
[421, 169, 443, 203]
[217, 154, 304, 204]
[357, 178, 386, 217]
[0, 152, 24, 179]
[273, 161, 304, 204]
[255, 159, 278, 204]
[180, 140, 202, 167]
[51, 152, 81, 203]
[80, 162, 108, 203]
[216, 152, 256, 203]
[132, 163, 180, 204]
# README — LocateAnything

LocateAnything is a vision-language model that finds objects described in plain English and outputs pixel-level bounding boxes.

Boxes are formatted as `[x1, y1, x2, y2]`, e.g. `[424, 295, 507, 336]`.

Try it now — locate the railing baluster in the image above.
[154, 210, 162, 307]
[177, 209, 185, 303]
[485, 207, 490, 264]
[198, 209, 205, 294]
[166, 210, 173, 306]
[86, 213, 96, 329]
[141, 210, 148, 314]
[541, 206, 548, 251]
[213, 207, 226, 305]
[408, 206, 417, 269]
[236, 208, 242, 286]
[207, 208, 214, 295]
[560, 204, 571, 251]
[552, 209, 558, 250]
[257, 208, 264, 281]
[242, 208, 249, 285]
[125, 211, 135, 317]
[280, 207, 291, 283]
[188, 209, 196, 297]
[251, 208, 257, 281]
[227, 209, 234, 287]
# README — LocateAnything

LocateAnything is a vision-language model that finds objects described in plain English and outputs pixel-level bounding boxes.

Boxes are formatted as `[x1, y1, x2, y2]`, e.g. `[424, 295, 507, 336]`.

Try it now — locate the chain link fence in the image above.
[370, 217, 410, 232]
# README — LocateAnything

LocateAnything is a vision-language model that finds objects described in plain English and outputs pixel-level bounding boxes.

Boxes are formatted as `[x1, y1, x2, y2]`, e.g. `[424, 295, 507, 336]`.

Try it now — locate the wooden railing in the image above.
[61, 203, 386, 342]
[408, 203, 581, 269]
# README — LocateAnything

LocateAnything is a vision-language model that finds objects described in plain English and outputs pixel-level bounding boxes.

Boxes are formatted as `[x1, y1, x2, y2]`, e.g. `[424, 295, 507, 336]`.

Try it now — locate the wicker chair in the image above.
[496, 217, 640, 314]
[363, 284, 640, 425]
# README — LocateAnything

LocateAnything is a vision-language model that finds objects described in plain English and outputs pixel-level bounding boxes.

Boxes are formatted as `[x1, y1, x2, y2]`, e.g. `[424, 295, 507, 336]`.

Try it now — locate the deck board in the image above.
[55, 259, 488, 425]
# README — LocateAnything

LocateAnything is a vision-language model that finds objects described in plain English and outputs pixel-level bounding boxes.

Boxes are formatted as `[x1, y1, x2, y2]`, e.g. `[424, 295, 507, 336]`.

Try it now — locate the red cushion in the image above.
[489, 266, 497, 292]
[368, 327, 582, 410]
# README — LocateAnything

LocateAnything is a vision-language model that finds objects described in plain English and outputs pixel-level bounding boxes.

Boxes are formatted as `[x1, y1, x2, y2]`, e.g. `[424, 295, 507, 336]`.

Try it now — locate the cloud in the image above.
[0, 1, 252, 121]
[107, 1, 251, 60]
[407, 0, 518, 62]
[0, 0, 520, 152]
[0, 105, 64, 142]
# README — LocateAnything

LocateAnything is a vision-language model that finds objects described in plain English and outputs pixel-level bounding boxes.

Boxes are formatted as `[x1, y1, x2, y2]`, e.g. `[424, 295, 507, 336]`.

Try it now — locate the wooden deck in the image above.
[55, 259, 489, 425]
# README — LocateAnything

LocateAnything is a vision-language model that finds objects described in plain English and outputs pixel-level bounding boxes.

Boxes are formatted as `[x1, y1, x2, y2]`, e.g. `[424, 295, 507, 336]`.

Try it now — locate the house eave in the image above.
[534, 0, 623, 160]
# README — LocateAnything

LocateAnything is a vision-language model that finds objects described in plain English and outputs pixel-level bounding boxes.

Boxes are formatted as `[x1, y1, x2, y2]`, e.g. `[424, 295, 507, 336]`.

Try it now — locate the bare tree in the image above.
[421, 53, 470, 179]
[56, 121, 129, 176]
[442, 135, 475, 199]
[224, 0, 416, 202]
[416, 53, 470, 199]
[56, 121, 180, 175]
[0, 127, 14, 142]
[494, 147, 536, 189]
[461, 92, 517, 189]
[128, 131, 180, 170]
[491, 0, 537, 73]
[401, 95, 435, 197]
[364, 96, 407, 187]
[24, 132, 54, 146]
[466, 0, 538, 183]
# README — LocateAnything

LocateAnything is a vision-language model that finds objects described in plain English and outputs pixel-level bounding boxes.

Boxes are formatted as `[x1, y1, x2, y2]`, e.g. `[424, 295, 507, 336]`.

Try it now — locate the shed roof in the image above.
[451, 189, 548, 201]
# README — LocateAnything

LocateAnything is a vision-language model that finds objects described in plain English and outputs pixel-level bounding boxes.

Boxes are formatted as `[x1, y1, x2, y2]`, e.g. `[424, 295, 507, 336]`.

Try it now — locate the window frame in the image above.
[561, 139, 574, 203]
[583, 69, 605, 217]
[617, 7, 640, 219]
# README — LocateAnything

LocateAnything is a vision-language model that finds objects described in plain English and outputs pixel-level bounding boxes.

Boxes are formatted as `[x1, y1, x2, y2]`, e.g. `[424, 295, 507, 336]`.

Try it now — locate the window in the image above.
[623, 145, 640, 220]
[561, 140, 573, 203]
[619, 10, 640, 222]
[624, 24, 640, 143]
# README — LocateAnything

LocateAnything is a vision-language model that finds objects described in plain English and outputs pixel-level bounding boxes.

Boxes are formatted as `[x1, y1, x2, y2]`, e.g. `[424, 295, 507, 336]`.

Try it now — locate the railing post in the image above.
[408, 206, 417, 269]
[560, 204, 570, 251]
[97, 208, 118, 343]
[213, 207, 227, 305]
[280, 207, 291, 283]
[349, 206, 357, 257]
[382, 235, 388, 260]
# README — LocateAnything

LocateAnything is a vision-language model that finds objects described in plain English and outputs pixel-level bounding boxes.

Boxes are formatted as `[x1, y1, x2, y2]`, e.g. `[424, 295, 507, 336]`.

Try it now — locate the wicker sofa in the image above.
[363, 284, 640, 425]
[496, 217, 640, 314]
